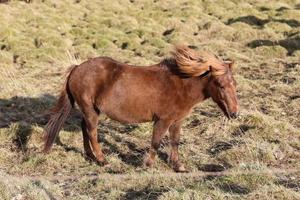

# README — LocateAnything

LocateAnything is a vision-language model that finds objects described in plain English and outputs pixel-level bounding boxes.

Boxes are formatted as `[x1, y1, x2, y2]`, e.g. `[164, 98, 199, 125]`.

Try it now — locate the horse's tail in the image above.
[43, 65, 77, 153]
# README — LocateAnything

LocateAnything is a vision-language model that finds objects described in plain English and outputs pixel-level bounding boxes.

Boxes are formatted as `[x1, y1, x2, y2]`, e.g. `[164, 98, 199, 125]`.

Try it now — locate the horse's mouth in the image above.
[223, 106, 238, 119]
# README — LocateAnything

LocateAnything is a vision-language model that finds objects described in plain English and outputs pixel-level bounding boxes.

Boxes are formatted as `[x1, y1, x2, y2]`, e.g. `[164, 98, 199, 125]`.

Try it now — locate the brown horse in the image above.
[43, 45, 239, 172]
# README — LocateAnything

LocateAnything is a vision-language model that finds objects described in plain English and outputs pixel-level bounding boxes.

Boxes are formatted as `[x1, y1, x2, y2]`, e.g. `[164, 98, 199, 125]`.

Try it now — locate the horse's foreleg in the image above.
[144, 120, 171, 167]
[169, 121, 187, 172]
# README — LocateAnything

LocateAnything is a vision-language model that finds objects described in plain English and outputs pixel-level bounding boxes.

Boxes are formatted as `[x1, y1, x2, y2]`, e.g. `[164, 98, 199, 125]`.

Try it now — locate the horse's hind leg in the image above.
[80, 103, 106, 165]
[81, 119, 97, 161]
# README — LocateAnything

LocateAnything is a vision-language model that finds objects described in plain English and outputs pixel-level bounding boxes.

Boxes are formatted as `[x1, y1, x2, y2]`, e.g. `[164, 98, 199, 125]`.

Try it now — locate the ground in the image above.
[0, 0, 299, 199]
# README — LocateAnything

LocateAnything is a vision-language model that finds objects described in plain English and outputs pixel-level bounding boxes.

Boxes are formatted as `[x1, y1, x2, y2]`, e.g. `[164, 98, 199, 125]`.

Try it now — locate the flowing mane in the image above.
[163, 45, 228, 77]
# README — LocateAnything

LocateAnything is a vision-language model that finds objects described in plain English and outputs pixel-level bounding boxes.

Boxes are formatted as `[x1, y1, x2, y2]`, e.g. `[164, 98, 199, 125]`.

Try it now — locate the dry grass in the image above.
[0, 0, 299, 199]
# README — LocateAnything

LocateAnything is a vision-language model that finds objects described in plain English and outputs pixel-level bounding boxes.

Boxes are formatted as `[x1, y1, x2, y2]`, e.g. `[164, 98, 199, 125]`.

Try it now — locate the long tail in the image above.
[43, 65, 77, 153]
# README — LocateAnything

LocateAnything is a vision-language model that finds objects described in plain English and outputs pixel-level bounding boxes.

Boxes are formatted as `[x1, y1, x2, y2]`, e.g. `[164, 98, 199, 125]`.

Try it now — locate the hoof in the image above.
[84, 151, 98, 163]
[171, 161, 189, 173]
[144, 156, 155, 167]
[96, 158, 108, 166]
[85, 152, 96, 160]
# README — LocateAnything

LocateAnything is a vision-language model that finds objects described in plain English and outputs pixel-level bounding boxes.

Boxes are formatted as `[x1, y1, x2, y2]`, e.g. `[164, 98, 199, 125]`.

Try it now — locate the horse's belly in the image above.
[99, 95, 154, 124]
[96, 71, 163, 124]
[104, 110, 152, 124]
[101, 104, 153, 124]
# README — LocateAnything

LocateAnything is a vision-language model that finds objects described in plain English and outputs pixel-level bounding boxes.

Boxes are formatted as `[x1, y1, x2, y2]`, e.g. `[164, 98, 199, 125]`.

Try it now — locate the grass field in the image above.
[0, 0, 299, 199]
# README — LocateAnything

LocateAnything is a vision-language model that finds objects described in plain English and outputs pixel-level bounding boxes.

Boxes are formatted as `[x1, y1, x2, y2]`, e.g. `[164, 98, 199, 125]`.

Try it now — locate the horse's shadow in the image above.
[98, 121, 169, 167]
[0, 94, 82, 152]
[1, 94, 227, 172]
[0, 94, 169, 167]
[102, 135, 145, 167]
[0, 94, 82, 130]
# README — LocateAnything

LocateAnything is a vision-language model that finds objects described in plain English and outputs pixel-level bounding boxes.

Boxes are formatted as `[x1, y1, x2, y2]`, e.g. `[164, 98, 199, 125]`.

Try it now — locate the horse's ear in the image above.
[224, 59, 234, 71]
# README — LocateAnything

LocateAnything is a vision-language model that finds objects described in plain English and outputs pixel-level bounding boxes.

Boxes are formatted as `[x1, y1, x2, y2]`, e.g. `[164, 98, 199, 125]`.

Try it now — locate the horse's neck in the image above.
[182, 76, 210, 105]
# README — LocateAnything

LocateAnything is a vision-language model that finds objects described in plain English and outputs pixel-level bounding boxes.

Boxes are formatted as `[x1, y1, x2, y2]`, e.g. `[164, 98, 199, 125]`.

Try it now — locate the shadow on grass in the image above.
[247, 35, 300, 55]
[198, 163, 231, 172]
[98, 121, 169, 168]
[227, 15, 269, 27]
[102, 135, 145, 167]
[56, 139, 84, 156]
[207, 141, 234, 156]
[225, 14, 300, 55]
[226, 15, 300, 28]
[216, 182, 251, 195]
[0, 94, 81, 131]
[123, 186, 169, 200]
[231, 124, 255, 137]
[207, 139, 245, 156]
[95, 120, 145, 167]
[0, 94, 169, 166]
[0, 94, 82, 151]
[206, 176, 252, 195]
[276, 175, 300, 192]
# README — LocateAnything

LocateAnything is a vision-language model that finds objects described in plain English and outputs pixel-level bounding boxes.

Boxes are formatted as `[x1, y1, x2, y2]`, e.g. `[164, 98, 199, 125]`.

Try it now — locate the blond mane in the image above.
[170, 45, 228, 77]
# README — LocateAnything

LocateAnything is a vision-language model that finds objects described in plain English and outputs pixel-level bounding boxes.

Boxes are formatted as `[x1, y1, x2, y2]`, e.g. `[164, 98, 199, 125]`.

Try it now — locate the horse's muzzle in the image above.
[229, 112, 239, 119]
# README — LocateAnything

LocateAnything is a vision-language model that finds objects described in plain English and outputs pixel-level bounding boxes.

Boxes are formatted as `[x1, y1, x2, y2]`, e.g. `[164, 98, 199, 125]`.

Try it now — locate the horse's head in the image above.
[207, 60, 239, 119]
[170, 44, 239, 119]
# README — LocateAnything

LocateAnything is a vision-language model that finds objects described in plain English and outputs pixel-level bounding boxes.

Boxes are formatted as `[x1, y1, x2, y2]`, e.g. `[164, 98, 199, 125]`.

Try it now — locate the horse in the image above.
[43, 44, 239, 172]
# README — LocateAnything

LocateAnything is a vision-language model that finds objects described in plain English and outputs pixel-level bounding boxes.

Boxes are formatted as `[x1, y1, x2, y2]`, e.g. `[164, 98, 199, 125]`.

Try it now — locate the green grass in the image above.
[0, 0, 300, 199]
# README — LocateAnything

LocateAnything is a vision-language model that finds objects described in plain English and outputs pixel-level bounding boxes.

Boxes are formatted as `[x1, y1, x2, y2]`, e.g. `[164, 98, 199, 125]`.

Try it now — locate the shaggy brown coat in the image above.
[43, 45, 239, 172]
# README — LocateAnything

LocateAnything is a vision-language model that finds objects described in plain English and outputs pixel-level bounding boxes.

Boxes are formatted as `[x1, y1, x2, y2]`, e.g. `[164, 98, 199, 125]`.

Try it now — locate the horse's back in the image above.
[68, 56, 181, 123]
